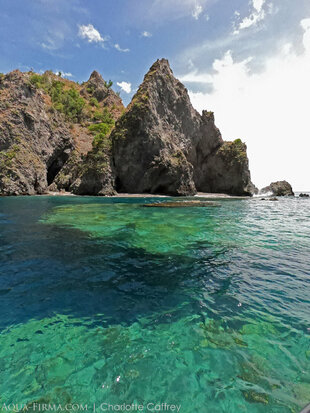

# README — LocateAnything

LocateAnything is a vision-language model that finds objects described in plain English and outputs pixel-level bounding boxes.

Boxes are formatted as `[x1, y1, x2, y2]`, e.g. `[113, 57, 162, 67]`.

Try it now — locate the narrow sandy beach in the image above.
[44, 191, 249, 199]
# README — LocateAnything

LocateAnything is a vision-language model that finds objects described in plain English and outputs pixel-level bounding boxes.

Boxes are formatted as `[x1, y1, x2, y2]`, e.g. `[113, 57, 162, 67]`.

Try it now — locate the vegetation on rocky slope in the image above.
[0, 69, 124, 195]
[30, 73, 85, 122]
[112, 58, 256, 196]
[218, 139, 248, 166]
[0, 60, 257, 196]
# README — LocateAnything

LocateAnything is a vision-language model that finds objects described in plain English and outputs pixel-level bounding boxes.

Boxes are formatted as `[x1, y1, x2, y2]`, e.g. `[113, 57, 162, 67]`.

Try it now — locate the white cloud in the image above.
[141, 31, 152, 38]
[192, 3, 203, 20]
[114, 43, 130, 53]
[188, 59, 195, 70]
[42, 39, 57, 50]
[180, 69, 213, 84]
[253, 0, 265, 13]
[117, 81, 132, 93]
[234, 0, 267, 34]
[54, 70, 73, 78]
[78, 24, 130, 52]
[181, 19, 310, 190]
[78, 24, 106, 44]
[41, 30, 66, 51]
[143, 0, 210, 22]
[301, 18, 310, 50]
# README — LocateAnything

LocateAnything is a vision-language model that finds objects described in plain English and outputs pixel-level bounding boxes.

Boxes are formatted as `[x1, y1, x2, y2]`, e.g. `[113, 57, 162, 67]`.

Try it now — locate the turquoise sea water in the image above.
[0, 196, 309, 412]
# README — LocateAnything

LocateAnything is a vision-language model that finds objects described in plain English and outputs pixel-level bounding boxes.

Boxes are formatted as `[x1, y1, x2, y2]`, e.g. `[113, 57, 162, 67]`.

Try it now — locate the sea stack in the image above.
[112, 59, 256, 196]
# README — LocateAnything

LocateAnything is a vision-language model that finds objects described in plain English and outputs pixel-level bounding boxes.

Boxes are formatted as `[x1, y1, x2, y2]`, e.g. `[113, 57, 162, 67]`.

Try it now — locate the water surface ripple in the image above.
[0, 196, 309, 412]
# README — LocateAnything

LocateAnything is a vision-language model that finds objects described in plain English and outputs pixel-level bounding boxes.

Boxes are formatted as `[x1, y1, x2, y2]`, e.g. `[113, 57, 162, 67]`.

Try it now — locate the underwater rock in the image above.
[242, 390, 269, 405]
[300, 403, 310, 413]
[143, 201, 220, 208]
[261, 197, 278, 201]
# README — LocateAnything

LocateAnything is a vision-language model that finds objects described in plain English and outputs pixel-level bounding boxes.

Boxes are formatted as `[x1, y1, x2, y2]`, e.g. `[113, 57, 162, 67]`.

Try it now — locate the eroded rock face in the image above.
[81, 71, 124, 119]
[59, 71, 124, 196]
[1, 60, 256, 197]
[0, 71, 74, 195]
[69, 144, 116, 196]
[112, 59, 256, 196]
[0, 70, 124, 196]
[196, 139, 257, 195]
[261, 181, 294, 197]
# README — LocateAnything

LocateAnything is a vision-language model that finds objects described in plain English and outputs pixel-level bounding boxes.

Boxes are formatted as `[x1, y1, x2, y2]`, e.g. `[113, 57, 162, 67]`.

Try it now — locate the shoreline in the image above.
[42, 191, 250, 199]
[2, 191, 308, 199]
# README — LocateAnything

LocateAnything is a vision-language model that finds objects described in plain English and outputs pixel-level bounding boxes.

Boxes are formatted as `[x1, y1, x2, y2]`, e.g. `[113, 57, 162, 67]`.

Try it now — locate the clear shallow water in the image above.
[0, 196, 309, 412]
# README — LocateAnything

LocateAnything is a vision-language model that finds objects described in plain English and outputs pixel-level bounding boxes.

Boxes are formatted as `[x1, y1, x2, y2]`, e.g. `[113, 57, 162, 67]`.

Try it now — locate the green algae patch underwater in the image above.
[142, 200, 221, 208]
[40, 202, 234, 255]
[0, 312, 309, 413]
[1, 196, 310, 413]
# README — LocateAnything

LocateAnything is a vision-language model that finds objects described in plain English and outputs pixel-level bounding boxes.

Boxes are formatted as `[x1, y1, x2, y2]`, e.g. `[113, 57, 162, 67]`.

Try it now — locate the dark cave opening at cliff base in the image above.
[46, 151, 70, 186]
[115, 176, 122, 193]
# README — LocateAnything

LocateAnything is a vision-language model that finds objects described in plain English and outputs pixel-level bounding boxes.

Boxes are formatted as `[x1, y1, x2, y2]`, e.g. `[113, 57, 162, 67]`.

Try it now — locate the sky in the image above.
[0, 0, 309, 190]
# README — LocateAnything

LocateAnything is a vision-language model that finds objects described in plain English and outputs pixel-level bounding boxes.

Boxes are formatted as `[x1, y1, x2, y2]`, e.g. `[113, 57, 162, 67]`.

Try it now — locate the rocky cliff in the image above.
[111, 59, 256, 196]
[0, 60, 256, 196]
[0, 69, 123, 195]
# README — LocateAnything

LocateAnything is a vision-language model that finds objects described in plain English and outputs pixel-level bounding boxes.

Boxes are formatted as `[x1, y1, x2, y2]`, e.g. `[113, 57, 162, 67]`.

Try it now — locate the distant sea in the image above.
[0, 196, 309, 413]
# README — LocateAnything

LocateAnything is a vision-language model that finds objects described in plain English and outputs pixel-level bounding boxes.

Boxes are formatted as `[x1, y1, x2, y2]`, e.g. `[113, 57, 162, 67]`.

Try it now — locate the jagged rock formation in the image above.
[0, 60, 257, 197]
[0, 70, 73, 195]
[260, 181, 294, 197]
[0, 69, 123, 195]
[54, 71, 122, 195]
[80, 71, 123, 119]
[112, 59, 256, 196]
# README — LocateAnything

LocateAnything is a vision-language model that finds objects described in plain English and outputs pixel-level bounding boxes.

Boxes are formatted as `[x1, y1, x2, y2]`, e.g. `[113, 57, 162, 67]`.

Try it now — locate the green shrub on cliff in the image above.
[92, 108, 114, 123]
[0, 145, 20, 168]
[104, 80, 113, 89]
[88, 109, 114, 149]
[89, 122, 113, 137]
[30, 74, 85, 122]
[49, 82, 85, 122]
[218, 139, 247, 165]
[89, 97, 99, 107]
[29, 74, 45, 88]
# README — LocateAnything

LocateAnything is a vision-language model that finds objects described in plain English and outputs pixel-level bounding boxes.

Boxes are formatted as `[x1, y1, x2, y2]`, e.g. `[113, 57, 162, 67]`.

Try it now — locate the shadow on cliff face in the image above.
[111, 59, 257, 197]
[46, 149, 70, 186]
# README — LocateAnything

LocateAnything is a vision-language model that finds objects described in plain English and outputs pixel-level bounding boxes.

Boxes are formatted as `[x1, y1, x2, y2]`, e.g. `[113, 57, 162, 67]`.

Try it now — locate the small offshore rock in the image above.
[299, 193, 310, 198]
[260, 181, 294, 197]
